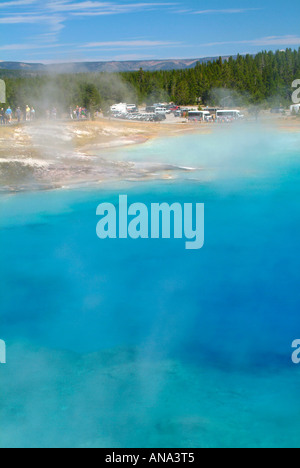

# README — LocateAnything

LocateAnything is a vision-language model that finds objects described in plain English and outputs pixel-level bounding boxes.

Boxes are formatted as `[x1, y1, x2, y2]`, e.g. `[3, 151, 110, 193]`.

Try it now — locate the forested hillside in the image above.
[1, 49, 299, 112]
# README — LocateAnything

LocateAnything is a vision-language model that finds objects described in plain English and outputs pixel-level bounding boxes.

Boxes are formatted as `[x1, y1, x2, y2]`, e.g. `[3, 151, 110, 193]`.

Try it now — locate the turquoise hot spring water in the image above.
[0, 125, 300, 448]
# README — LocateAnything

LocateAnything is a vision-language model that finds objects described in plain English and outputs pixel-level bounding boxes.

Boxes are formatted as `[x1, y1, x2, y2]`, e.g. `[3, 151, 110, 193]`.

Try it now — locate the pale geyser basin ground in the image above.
[1, 127, 300, 448]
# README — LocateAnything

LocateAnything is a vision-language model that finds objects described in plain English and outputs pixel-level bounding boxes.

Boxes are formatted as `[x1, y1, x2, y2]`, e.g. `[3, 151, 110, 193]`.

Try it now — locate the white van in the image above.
[188, 111, 211, 121]
[110, 103, 127, 114]
[216, 110, 244, 121]
[290, 104, 300, 114]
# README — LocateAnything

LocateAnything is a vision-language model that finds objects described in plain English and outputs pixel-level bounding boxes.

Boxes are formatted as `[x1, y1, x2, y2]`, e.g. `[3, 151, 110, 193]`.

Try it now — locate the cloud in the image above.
[46, 1, 177, 15]
[80, 40, 181, 48]
[0, 13, 65, 43]
[1, 1, 298, 63]
[0, 15, 61, 24]
[193, 8, 262, 15]
[0, 1, 178, 46]
[203, 35, 300, 47]
[0, 0, 37, 7]
[0, 42, 70, 51]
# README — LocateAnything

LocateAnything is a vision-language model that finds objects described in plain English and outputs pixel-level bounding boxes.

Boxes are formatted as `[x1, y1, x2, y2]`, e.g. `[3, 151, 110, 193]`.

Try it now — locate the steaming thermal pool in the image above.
[1, 127, 300, 448]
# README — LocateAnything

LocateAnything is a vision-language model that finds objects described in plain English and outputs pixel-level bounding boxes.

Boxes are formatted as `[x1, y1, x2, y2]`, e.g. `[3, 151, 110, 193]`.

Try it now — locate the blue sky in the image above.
[0, 0, 300, 63]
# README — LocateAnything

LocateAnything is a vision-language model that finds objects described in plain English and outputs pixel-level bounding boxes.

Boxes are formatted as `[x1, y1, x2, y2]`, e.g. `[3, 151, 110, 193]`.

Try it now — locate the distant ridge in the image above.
[0, 56, 238, 73]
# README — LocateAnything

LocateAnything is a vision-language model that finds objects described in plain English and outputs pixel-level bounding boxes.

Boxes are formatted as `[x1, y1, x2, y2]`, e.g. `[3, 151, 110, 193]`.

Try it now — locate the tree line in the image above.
[1, 48, 300, 114]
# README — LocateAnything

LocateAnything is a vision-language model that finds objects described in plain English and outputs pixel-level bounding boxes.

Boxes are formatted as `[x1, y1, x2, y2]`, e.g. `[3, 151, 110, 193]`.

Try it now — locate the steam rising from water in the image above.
[2, 343, 300, 448]
[1, 122, 299, 192]
[1, 126, 300, 448]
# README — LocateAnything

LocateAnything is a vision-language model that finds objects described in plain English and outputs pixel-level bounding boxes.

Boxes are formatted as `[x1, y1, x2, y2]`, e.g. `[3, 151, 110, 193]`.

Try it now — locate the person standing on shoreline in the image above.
[16, 107, 22, 123]
[5, 106, 12, 123]
[26, 105, 31, 121]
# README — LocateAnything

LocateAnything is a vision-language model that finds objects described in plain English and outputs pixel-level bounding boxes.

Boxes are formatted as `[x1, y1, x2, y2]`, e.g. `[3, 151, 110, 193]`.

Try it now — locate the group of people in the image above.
[25, 106, 36, 122]
[0, 107, 12, 125]
[0, 105, 93, 124]
[70, 106, 90, 120]
[0, 105, 36, 125]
